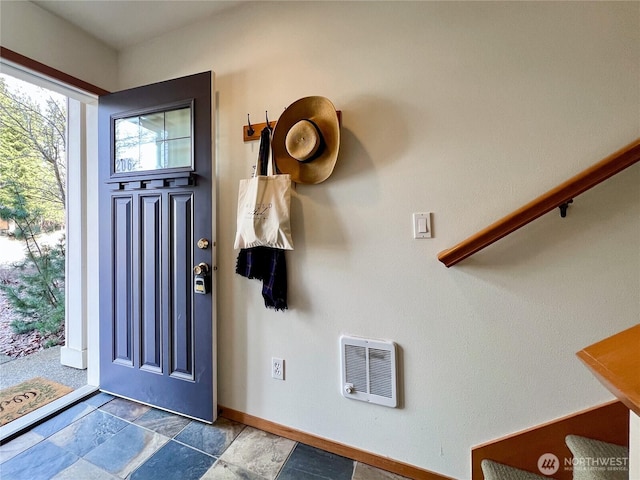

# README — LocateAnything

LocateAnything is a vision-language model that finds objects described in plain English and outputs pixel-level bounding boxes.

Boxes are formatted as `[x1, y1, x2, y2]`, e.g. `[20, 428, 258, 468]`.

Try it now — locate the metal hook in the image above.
[246, 114, 255, 137]
[265, 111, 272, 131]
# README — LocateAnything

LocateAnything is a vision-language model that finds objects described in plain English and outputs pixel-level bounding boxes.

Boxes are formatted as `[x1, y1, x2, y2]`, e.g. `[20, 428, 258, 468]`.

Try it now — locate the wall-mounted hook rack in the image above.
[243, 110, 343, 142]
[244, 119, 277, 142]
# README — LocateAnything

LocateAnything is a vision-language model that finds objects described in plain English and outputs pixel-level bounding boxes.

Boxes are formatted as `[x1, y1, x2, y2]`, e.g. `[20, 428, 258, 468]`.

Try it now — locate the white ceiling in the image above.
[32, 0, 245, 51]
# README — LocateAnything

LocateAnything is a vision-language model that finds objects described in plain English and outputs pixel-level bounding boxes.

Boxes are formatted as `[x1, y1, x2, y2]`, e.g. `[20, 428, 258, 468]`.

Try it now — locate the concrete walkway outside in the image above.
[0, 346, 87, 390]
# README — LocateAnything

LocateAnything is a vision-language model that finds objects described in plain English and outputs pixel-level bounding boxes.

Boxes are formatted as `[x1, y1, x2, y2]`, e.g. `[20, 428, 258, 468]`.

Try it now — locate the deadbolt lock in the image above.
[197, 238, 210, 249]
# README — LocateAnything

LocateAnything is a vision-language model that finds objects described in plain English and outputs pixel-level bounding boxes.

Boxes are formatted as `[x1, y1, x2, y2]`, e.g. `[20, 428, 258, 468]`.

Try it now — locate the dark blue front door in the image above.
[98, 72, 215, 422]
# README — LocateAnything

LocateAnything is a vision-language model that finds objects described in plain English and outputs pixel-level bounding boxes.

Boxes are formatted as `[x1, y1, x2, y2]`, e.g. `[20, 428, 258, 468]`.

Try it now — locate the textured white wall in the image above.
[118, 2, 639, 477]
[10, 1, 638, 478]
[0, 0, 118, 91]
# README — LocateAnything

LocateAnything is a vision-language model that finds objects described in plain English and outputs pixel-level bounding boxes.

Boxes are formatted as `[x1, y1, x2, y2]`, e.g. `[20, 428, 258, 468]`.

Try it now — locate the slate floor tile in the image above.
[202, 459, 269, 479]
[276, 443, 354, 480]
[83, 423, 168, 478]
[352, 462, 411, 480]
[31, 401, 95, 437]
[219, 426, 296, 480]
[0, 430, 43, 463]
[134, 407, 192, 437]
[129, 440, 216, 480]
[2, 397, 416, 480]
[276, 469, 326, 480]
[99, 396, 151, 421]
[0, 440, 78, 480]
[48, 409, 128, 456]
[174, 417, 245, 455]
[51, 458, 120, 480]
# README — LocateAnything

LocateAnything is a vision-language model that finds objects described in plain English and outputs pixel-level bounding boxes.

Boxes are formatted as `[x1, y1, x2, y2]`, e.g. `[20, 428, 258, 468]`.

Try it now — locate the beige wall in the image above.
[116, 3, 639, 477]
[0, 0, 118, 91]
[5, 2, 640, 478]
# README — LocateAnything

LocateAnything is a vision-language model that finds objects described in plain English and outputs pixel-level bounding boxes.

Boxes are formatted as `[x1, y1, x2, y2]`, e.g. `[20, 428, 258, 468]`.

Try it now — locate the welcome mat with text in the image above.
[0, 377, 73, 426]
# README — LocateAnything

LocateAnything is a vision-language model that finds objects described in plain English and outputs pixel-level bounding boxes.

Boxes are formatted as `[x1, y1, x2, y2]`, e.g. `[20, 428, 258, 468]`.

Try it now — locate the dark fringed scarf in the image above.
[236, 247, 288, 311]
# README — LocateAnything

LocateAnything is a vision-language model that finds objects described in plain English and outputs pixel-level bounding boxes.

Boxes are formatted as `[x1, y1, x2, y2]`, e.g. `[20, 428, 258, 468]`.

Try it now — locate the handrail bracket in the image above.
[559, 199, 573, 218]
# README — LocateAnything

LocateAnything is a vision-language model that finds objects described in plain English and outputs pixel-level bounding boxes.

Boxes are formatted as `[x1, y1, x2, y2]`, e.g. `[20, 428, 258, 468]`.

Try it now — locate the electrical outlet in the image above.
[271, 357, 284, 380]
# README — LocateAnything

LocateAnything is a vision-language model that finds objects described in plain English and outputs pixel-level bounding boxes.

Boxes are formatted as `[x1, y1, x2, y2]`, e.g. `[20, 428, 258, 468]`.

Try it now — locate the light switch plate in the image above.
[413, 212, 432, 239]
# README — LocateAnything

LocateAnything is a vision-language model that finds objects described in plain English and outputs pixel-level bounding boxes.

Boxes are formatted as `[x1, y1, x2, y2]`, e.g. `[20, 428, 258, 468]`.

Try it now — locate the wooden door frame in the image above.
[0, 50, 103, 440]
[0, 47, 218, 432]
[1, 50, 105, 387]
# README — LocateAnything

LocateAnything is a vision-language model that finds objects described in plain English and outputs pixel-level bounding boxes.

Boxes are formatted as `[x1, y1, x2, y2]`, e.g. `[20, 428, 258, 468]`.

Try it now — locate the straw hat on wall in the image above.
[272, 96, 340, 184]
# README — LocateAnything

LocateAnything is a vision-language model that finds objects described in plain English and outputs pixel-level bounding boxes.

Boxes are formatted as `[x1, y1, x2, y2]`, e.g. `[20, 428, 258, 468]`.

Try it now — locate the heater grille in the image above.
[369, 348, 392, 398]
[345, 345, 367, 392]
[340, 336, 397, 408]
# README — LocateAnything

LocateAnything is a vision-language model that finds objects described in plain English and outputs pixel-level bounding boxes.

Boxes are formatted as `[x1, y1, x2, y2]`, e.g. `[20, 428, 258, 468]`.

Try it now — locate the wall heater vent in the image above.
[340, 335, 397, 408]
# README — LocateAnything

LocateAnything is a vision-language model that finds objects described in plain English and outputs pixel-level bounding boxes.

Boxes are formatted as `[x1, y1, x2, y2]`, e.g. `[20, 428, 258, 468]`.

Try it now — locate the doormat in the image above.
[0, 377, 73, 426]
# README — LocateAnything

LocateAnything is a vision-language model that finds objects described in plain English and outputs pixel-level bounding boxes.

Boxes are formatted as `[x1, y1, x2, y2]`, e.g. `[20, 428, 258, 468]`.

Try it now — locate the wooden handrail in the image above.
[577, 324, 640, 417]
[438, 138, 640, 267]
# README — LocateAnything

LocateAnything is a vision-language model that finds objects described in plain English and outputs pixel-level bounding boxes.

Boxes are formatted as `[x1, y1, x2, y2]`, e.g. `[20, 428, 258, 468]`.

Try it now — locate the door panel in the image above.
[140, 194, 161, 373]
[113, 195, 133, 366]
[99, 72, 214, 422]
[169, 192, 194, 380]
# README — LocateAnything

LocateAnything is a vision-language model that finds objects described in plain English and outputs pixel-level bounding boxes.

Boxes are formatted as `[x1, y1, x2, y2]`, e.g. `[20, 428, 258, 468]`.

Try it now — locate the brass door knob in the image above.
[193, 263, 210, 275]
[197, 238, 210, 249]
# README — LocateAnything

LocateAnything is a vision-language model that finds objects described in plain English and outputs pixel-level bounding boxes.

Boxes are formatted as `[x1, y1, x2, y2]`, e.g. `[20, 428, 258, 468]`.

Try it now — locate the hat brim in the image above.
[273, 96, 340, 184]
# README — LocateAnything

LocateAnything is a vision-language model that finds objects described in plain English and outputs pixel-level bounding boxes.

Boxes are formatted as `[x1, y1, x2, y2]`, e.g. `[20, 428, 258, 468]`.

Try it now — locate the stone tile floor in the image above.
[0, 393, 409, 480]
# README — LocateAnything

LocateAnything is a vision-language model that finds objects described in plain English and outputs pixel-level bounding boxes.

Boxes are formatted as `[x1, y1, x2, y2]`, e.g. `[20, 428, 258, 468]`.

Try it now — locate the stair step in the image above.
[481, 459, 555, 480]
[565, 435, 629, 480]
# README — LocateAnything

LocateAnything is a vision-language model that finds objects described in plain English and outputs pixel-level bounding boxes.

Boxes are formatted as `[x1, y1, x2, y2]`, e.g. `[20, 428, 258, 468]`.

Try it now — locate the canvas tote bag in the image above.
[234, 128, 294, 250]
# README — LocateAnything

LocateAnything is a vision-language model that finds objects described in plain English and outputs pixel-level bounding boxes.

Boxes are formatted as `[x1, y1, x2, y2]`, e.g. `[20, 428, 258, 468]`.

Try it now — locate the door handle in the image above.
[193, 263, 210, 276]
[194, 263, 211, 294]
